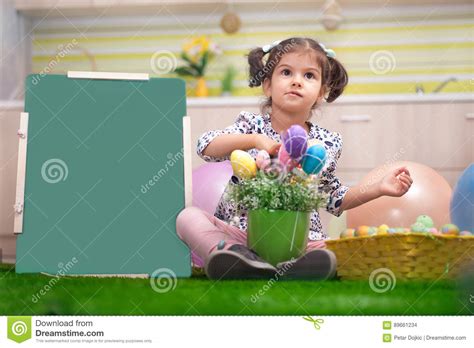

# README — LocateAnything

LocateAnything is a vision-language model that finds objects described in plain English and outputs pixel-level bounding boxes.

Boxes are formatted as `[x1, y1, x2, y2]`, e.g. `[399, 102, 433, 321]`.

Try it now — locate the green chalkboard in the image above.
[16, 74, 191, 277]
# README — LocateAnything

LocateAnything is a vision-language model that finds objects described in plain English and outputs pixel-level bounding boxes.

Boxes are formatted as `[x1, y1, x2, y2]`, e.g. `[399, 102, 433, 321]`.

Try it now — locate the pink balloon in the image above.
[191, 161, 233, 267]
[192, 161, 233, 214]
[347, 161, 452, 228]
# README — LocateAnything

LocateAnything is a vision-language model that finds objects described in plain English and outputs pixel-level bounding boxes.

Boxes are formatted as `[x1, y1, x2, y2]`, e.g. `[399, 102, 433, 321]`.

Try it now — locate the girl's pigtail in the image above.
[247, 47, 266, 87]
[325, 57, 349, 103]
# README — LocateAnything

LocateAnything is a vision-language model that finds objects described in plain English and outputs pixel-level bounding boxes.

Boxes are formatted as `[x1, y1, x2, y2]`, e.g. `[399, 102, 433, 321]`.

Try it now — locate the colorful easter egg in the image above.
[460, 231, 473, 236]
[230, 150, 257, 179]
[441, 223, 460, 236]
[278, 145, 298, 171]
[388, 228, 397, 234]
[256, 150, 270, 169]
[368, 227, 377, 236]
[300, 144, 327, 175]
[416, 215, 434, 228]
[355, 225, 370, 237]
[281, 125, 308, 160]
[340, 228, 355, 238]
[428, 228, 440, 234]
[411, 222, 426, 233]
[377, 224, 389, 235]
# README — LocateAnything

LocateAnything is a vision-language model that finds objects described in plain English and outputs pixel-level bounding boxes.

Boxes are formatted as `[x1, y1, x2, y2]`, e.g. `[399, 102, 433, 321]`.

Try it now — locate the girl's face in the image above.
[263, 50, 324, 115]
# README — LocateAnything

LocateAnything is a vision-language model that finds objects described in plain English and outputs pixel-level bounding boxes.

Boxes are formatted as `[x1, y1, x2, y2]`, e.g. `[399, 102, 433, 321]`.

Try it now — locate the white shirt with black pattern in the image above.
[196, 110, 349, 241]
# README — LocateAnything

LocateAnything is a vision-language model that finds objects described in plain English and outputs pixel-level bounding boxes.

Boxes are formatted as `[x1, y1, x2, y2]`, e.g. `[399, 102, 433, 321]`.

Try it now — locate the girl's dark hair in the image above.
[247, 37, 348, 113]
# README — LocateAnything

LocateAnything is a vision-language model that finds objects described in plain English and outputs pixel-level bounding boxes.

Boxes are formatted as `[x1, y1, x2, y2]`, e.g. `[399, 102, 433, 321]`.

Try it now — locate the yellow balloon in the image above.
[230, 150, 257, 179]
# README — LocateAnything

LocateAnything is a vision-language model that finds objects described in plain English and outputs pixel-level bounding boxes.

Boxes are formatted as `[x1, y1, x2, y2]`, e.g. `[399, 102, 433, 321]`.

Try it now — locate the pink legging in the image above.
[176, 206, 326, 267]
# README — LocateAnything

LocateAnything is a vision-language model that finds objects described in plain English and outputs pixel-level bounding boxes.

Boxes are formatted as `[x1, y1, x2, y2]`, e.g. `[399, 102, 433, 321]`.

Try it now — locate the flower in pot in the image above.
[227, 126, 329, 265]
[174, 36, 221, 97]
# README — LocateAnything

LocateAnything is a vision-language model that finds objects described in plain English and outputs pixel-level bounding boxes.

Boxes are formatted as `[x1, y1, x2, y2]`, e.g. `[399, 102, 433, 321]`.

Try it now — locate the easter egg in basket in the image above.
[411, 222, 427, 233]
[416, 215, 434, 228]
[440, 223, 460, 236]
[340, 228, 355, 238]
[377, 224, 390, 235]
[355, 225, 371, 237]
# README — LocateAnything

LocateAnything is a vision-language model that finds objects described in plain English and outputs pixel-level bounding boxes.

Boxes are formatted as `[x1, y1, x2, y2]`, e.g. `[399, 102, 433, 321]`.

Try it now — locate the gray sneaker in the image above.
[276, 249, 337, 280]
[205, 244, 277, 280]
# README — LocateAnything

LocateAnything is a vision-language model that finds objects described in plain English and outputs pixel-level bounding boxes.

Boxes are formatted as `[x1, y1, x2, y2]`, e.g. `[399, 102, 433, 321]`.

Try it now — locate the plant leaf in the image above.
[174, 66, 198, 77]
[180, 52, 203, 74]
[199, 50, 209, 76]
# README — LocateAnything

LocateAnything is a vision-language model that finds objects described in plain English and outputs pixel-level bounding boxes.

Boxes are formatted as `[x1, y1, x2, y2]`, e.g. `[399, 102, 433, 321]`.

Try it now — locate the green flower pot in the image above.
[247, 209, 310, 266]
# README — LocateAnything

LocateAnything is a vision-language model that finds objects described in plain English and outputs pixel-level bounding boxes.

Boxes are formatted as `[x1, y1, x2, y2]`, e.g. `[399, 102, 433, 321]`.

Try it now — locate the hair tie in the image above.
[318, 43, 336, 58]
[262, 40, 282, 54]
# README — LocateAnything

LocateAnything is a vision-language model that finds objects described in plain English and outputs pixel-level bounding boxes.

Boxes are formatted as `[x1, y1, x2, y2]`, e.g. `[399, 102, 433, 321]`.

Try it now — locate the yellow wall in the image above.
[32, 4, 474, 96]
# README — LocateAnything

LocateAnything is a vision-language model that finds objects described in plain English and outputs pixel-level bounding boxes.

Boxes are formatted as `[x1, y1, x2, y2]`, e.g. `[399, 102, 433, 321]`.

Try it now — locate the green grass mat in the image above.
[1, 264, 471, 315]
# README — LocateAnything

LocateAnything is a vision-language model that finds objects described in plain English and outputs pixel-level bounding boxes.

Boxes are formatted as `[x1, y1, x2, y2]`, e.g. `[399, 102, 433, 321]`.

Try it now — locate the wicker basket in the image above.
[325, 233, 474, 280]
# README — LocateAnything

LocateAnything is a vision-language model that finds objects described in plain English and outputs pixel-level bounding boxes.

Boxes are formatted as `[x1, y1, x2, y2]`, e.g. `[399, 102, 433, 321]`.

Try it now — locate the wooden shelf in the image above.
[2, 93, 472, 110]
[186, 93, 473, 107]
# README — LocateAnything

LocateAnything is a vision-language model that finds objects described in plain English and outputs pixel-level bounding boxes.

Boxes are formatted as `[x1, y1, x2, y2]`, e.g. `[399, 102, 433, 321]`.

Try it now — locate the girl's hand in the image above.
[378, 167, 413, 197]
[254, 134, 281, 157]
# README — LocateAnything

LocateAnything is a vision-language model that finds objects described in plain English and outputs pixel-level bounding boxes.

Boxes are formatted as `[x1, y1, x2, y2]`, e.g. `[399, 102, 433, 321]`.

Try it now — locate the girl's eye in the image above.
[305, 72, 315, 79]
[281, 69, 291, 76]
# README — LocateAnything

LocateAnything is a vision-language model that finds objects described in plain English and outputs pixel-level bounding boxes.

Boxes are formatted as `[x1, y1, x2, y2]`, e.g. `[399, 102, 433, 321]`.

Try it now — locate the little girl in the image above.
[176, 37, 413, 280]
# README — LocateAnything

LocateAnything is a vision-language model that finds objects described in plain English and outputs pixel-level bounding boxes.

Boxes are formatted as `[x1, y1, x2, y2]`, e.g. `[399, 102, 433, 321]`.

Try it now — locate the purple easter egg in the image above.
[281, 125, 308, 160]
